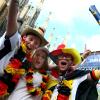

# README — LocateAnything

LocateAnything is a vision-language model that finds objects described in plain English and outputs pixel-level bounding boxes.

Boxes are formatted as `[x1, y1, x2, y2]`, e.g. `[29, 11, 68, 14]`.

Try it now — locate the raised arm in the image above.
[81, 50, 91, 61]
[6, 0, 19, 37]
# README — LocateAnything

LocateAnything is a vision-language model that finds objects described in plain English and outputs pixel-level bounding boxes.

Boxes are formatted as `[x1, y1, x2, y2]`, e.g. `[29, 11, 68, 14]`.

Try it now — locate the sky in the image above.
[29, 0, 100, 52]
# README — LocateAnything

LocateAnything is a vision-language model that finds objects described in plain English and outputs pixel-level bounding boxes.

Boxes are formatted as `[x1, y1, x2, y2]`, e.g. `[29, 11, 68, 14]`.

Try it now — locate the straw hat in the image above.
[49, 48, 81, 65]
[21, 26, 48, 46]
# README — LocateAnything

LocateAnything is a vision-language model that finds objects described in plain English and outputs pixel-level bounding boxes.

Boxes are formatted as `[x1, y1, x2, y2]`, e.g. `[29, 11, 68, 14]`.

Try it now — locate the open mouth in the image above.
[61, 62, 67, 65]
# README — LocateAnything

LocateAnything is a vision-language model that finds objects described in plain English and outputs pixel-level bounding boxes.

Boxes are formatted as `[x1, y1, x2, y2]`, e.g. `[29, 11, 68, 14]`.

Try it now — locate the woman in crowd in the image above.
[7, 47, 50, 100]
[0, 47, 49, 100]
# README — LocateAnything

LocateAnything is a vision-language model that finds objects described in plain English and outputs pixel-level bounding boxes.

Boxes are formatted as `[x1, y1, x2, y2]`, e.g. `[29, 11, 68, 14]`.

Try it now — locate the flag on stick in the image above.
[89, 5, 100, 25]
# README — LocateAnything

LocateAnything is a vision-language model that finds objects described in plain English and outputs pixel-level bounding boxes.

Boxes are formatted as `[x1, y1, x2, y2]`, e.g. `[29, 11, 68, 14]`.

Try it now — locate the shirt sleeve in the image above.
[0, 31, 21, 60]
[0, 31, 21, 51]
[9, 31, 21, 50]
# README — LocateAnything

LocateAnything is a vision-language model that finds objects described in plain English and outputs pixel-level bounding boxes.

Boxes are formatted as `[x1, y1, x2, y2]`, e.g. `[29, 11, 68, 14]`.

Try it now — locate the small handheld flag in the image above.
[89, 5, 100, 25]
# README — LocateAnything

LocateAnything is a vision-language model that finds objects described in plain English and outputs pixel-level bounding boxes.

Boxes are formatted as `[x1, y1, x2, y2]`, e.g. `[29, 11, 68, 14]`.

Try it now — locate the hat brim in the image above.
[22, 28, 48, 46]
[49, 48, 81, 65]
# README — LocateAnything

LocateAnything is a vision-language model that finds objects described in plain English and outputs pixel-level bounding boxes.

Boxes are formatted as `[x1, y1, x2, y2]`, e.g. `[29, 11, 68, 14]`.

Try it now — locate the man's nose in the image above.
[63, 57, 67, 59]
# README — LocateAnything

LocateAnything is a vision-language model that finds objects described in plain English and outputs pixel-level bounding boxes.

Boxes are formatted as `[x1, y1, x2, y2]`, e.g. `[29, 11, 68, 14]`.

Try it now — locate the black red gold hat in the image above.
[49, 48, 81, 65]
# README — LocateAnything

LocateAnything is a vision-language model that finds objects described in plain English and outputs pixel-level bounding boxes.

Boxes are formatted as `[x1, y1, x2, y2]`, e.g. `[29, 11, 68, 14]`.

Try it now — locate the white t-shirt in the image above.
[8, 72, 43, 100]
[0, 31, 21, 74]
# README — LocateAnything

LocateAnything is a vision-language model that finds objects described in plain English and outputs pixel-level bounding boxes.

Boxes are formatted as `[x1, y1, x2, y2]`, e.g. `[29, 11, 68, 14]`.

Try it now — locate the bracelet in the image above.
[94, 70, 100, 80]
[90, 70, 97, 81]
[91, 70, 100, 80]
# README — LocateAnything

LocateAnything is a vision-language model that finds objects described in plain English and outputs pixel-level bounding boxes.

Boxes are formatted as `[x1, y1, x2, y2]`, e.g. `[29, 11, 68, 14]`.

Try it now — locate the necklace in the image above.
[42, 69, 73, 100]
[26, 67, 49, 96]
[0, 41, 32, 96]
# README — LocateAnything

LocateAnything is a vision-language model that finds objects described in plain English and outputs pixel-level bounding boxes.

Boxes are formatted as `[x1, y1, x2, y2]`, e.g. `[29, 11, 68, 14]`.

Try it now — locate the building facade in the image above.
[29, 0, 45, 27]
[0, 0, 8, 36]
[18, 0, 46, 33]
[0, 0, 30, 36]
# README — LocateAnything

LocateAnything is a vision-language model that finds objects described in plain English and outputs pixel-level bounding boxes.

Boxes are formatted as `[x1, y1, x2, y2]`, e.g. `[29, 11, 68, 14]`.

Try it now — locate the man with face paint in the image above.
[42, 48, 99, 100]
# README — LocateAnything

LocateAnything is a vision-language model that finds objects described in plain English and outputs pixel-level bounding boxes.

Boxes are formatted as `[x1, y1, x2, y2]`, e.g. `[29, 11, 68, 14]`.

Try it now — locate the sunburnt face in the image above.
[33, 50, 47, 69]
[57, 55, 73, 72]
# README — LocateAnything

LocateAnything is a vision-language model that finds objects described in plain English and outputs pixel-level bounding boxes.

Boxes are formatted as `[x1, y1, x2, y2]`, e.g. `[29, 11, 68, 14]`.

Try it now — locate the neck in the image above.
[60, 68, 74, 75]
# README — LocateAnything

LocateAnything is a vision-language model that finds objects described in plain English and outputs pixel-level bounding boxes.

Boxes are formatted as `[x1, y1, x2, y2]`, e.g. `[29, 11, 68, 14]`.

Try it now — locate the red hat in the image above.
[49, 47, 81, 65]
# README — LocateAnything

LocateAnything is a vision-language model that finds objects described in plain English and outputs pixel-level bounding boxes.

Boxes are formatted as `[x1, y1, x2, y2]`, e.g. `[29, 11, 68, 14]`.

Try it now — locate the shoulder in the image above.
[50, 67, 59, 78]
[9, 31, 21, 41]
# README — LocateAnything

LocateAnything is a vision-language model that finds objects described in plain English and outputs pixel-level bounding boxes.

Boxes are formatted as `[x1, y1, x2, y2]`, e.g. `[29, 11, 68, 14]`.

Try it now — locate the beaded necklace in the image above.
[0, 41, 32, 96]
[42, 69, 73, 100]
[26, 67, 49, 96]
